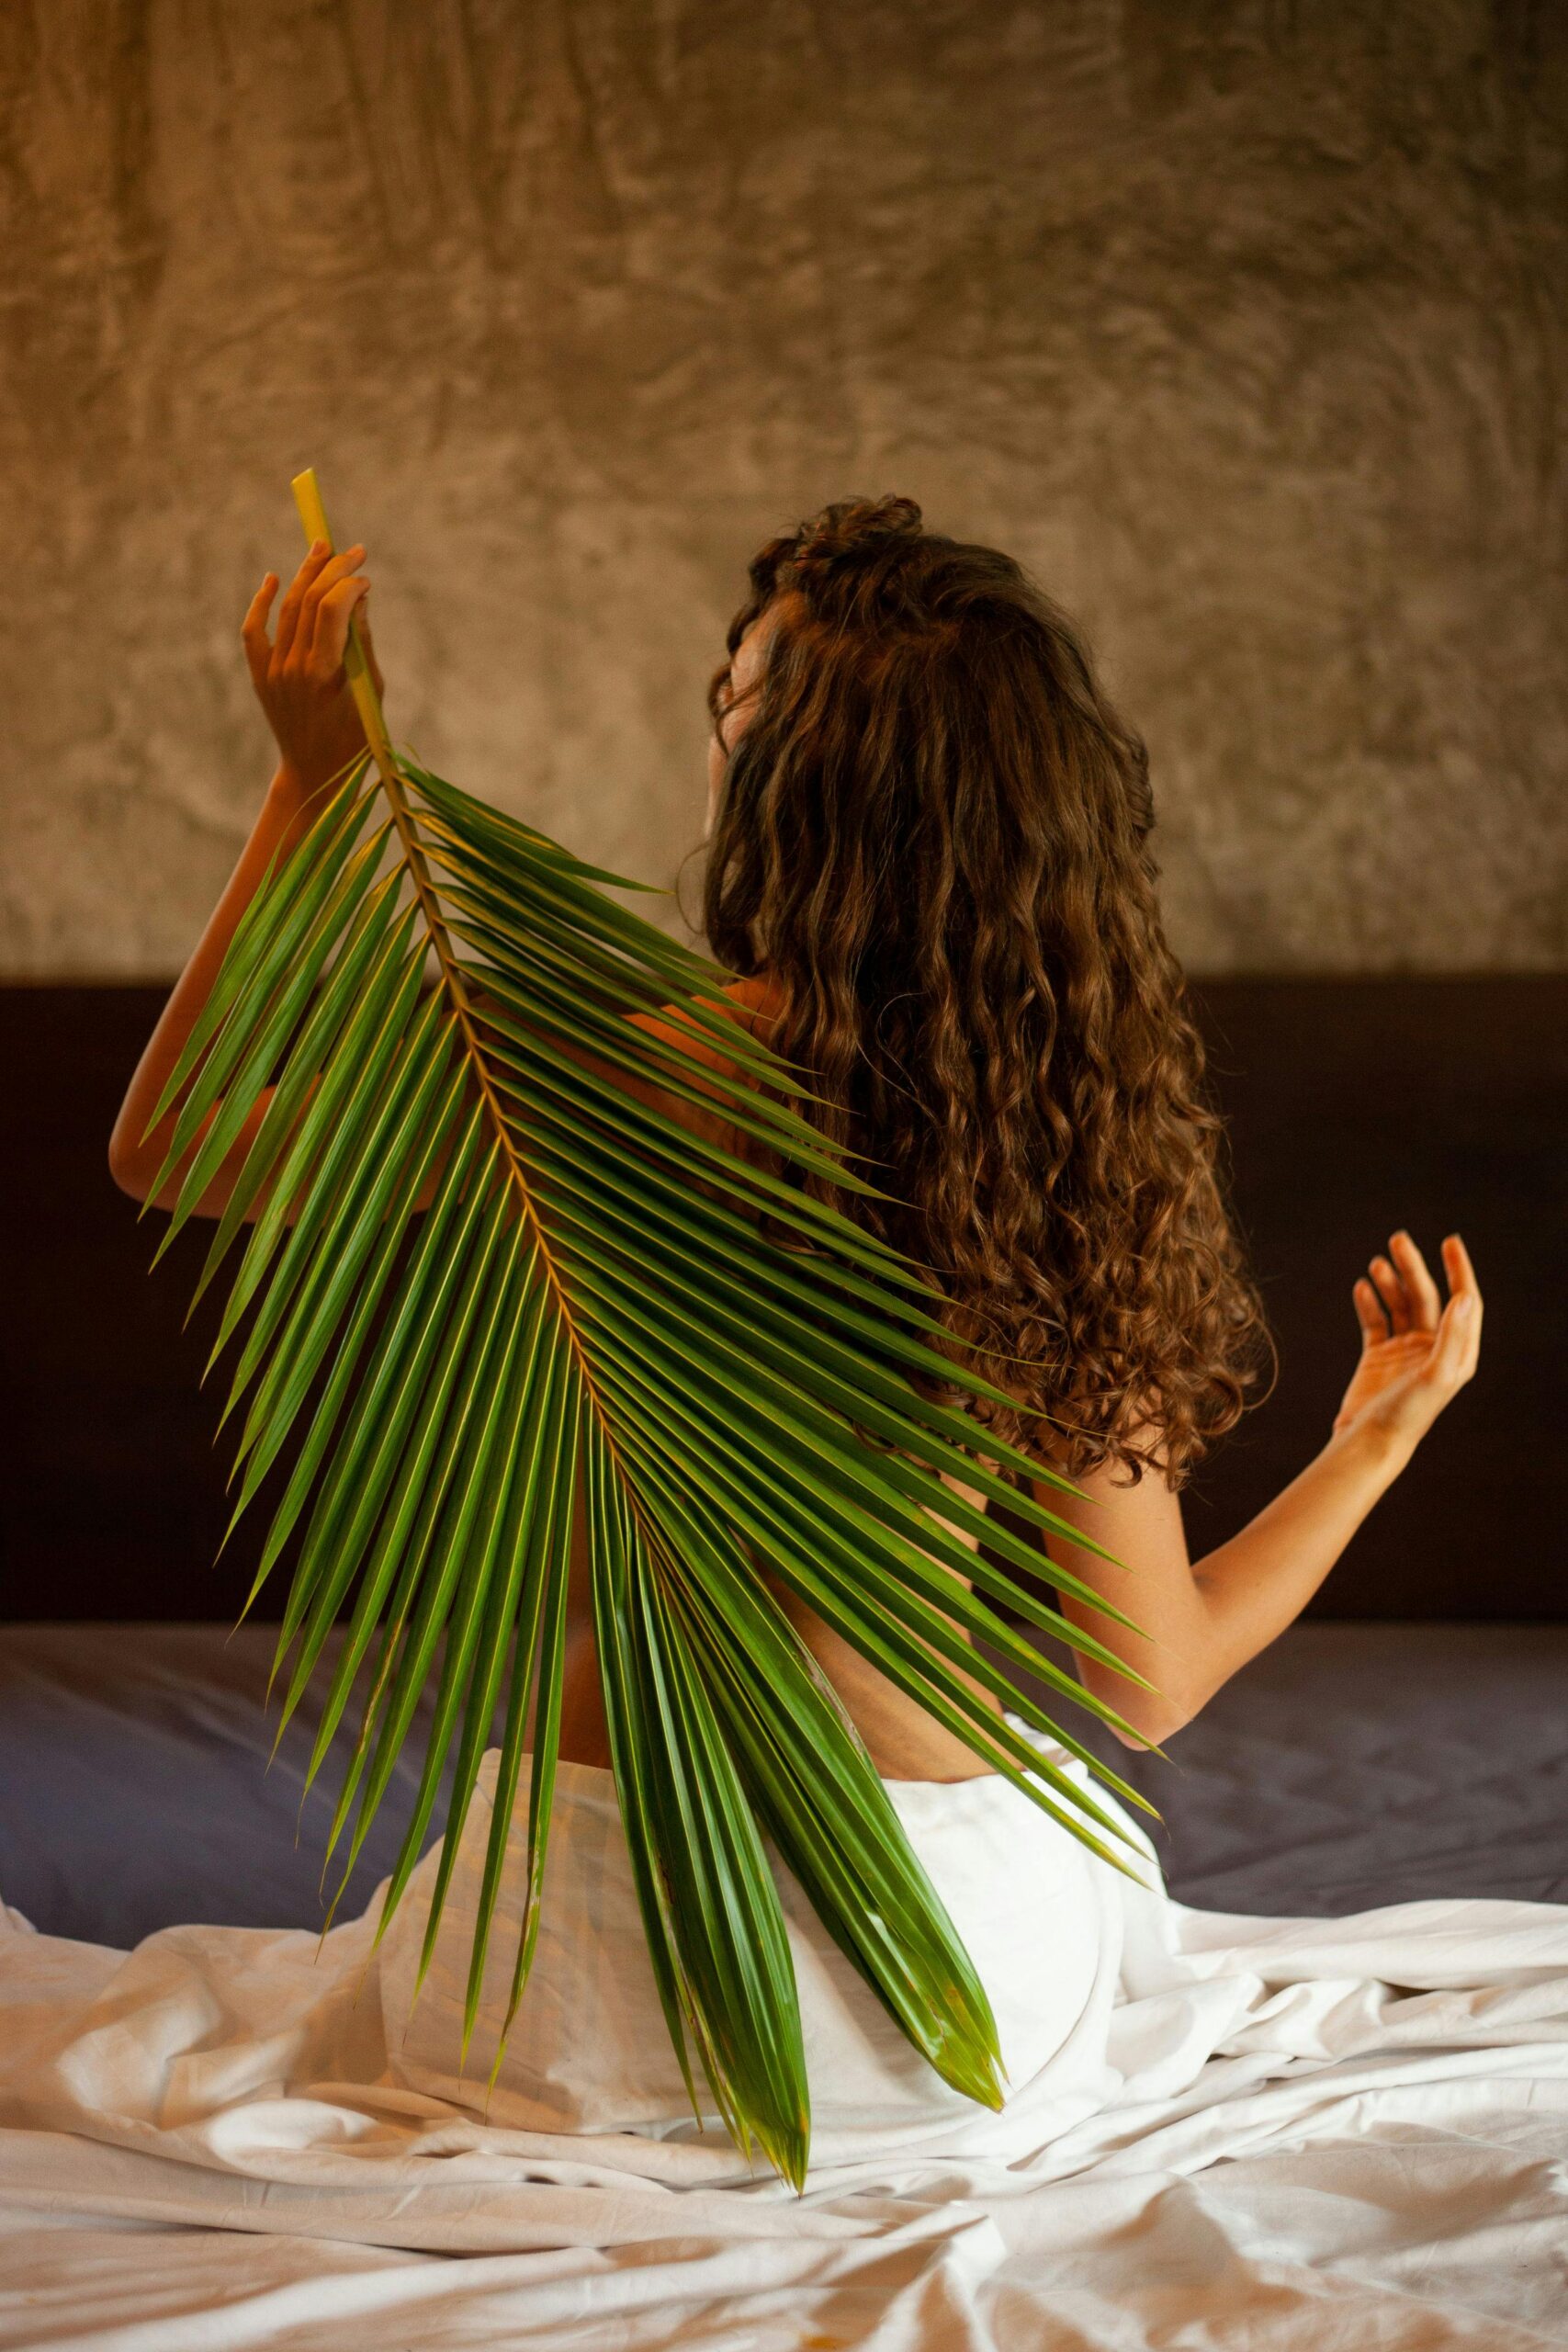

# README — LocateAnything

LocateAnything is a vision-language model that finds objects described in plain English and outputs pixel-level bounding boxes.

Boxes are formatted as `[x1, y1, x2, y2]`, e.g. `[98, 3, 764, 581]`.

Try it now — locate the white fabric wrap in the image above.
[378, 1734, 1120, 2162]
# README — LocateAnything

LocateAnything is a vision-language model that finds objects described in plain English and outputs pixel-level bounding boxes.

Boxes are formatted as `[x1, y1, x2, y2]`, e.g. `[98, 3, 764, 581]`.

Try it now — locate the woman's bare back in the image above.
[550, 968, 1008, 1781]
[554, 1467, 1006, 1782]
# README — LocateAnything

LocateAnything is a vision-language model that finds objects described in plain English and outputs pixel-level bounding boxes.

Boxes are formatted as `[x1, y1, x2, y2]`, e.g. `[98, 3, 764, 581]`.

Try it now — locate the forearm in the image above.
[1179, 1420, 1405, 1705]
[107, 763, 326, 1193]
[1053, 1419, 1408, 1745]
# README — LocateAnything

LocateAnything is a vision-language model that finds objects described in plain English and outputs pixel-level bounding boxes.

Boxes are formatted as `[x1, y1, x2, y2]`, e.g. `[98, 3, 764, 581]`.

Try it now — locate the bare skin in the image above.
[110, 548, 1485, 1779]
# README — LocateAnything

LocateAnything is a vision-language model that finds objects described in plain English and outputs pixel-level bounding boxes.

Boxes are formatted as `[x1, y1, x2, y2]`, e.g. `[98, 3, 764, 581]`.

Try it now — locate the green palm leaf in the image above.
[136, 469, 1158, 2190]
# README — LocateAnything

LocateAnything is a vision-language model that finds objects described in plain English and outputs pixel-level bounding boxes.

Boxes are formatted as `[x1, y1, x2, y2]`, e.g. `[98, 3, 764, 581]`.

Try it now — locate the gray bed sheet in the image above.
[1, 1622, 1563, 1951]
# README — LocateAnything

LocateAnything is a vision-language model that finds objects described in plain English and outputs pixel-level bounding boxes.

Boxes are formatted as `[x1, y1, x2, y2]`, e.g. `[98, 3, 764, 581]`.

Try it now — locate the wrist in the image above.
[1321, 1414, 1411, 1496]
[267, 760, 344, 824]
[267, 759, 312, 809]
[265, 763, 343, 864]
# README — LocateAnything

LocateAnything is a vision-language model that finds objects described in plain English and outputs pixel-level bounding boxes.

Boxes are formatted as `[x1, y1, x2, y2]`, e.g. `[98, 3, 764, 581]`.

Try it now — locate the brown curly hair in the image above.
[702, 495, 1274, 1488]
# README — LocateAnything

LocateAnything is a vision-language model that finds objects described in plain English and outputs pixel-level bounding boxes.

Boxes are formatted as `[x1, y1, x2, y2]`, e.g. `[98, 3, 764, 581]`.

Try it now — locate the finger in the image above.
[1422, 1286, 1476, 1392]
[309, 576, 370, 680]
[272, 540, 335, 663]
[1441, 1233, 1483, 1372]
[1353, 1275, 1389, 1346]
[1368, 1253, 1410, 1334]
[1389, 1229, 1442, 1331]
[1441, 1232, 1482, 1312]
[241, 573, 279, 689]
[298, 545, 367, 665]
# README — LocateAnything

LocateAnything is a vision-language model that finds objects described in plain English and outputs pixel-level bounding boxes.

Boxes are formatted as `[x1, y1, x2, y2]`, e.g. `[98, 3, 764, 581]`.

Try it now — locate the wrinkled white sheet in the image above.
[4, 1736, 1567, 2350]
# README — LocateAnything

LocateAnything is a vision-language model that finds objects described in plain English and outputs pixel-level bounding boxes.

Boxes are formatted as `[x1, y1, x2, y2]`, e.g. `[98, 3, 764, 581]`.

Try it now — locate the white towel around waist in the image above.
[375, 1726, 1134, 2171]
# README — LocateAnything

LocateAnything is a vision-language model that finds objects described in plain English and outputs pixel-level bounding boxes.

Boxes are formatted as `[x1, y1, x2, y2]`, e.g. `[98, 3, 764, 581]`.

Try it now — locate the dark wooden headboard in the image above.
[4, 977, 1563, 1621]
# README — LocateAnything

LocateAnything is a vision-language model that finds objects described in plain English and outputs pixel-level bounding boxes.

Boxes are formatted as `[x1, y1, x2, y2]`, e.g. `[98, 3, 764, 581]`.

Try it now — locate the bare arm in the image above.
[1037, 1230, 1484, 1746]
[108, 538, 387, 1216]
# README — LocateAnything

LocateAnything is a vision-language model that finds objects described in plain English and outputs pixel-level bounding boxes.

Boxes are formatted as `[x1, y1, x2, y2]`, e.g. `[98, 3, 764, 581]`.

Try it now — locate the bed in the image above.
[3, 1618, 1565, 2351]
[3, 1620, 1566, 1947]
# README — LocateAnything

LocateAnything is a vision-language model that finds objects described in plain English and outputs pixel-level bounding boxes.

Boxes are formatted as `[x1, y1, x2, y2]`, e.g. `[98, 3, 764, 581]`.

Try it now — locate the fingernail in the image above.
[1455, 1296, 1473, 1318]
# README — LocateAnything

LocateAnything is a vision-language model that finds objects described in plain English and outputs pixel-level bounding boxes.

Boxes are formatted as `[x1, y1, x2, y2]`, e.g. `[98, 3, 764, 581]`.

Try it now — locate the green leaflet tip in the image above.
[484, 2029, 513, 2100]
[319, 1878, 351, 1938]
[408, 1948, 439, 2015]
[766, 2123, 811, 2196]
[146, 1216, 182, 1272]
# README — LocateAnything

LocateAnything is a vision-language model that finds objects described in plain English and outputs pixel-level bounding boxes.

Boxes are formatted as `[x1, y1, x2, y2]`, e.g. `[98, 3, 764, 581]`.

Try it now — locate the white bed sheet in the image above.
[4, 1747, 1567, 2351]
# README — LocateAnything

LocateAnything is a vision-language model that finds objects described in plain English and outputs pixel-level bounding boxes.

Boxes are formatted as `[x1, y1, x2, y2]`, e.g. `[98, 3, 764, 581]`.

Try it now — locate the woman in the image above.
[107, 498, 1486, 2159]
[109, 497, 1483, 1765]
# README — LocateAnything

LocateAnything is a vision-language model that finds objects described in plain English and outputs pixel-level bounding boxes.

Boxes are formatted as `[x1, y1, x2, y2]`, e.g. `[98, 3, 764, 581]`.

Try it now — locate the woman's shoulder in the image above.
[632, 969, 786, 1084]
[462, 967, 784, 1162]
[714, 969, 789, 1047]
[644, 973, 788, 1159]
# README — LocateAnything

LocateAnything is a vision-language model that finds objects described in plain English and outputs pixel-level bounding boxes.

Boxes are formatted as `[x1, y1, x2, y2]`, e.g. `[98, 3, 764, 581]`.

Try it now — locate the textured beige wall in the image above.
[2, 0, 1563, 978]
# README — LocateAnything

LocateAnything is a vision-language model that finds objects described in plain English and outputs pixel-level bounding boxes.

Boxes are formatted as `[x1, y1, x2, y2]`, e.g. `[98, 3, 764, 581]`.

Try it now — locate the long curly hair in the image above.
[701, 495, 1274, 1488]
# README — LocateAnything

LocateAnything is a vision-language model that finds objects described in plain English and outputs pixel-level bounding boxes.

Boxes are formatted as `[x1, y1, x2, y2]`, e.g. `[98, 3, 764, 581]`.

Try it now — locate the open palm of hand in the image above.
[1333, 1229, 1483, 1464]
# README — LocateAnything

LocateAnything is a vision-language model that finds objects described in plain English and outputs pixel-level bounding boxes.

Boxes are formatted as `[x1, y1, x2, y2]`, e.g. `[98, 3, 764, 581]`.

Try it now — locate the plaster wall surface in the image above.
[2, 0, 1563, 976]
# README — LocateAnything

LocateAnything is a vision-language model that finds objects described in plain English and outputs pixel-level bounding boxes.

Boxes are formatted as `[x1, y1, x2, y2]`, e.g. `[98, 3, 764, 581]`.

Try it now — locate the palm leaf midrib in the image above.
[371, 747, 610, 1413]
[378, 747, 854, 1611]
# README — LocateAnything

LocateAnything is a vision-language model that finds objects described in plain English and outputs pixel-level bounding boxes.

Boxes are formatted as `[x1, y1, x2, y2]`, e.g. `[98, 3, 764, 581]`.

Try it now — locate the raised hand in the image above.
[1332, 1229, 1483, 1464]
[242, 539, 384, 800]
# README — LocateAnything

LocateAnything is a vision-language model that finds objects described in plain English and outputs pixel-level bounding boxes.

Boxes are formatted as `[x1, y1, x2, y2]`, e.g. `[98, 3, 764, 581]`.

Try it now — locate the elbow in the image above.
[107, 1127, 147, 1203]
[1096, 1673, 1206, 1752]
[1108, 1698, 1195, 1751]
